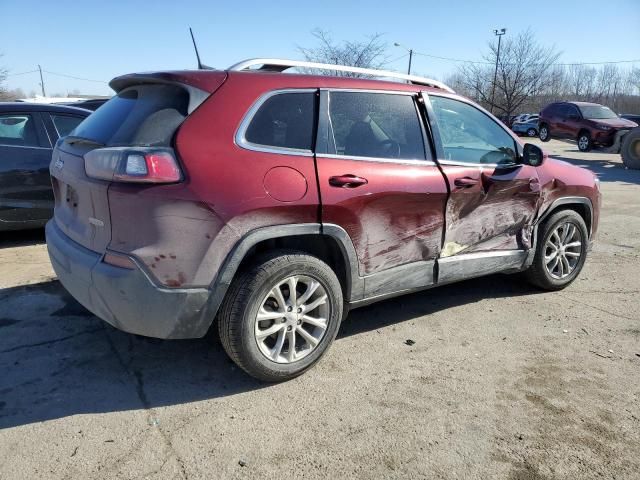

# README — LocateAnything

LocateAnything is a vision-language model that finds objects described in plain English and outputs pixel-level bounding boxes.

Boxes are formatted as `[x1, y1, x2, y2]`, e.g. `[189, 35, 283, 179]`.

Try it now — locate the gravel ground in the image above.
[1, 139, 639, 480]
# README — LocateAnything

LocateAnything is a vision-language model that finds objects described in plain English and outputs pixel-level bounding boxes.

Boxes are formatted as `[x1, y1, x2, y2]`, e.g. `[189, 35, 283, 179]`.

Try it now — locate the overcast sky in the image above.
[2, 0, 639, 97]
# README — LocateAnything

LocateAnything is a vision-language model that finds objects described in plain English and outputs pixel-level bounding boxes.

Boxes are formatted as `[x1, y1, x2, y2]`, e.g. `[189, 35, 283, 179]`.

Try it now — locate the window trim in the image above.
[49, 113, 86, 139]
[234, 88, 317, 157]
[423, 92, 521, 168]
[318, 88, 435, 166]
[0, 111, 50, 149]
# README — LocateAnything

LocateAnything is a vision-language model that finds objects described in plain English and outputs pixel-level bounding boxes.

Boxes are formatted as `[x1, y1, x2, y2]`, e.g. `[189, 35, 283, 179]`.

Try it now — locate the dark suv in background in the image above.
[539, 101, 638, 152]
[46, 59, 601, 381]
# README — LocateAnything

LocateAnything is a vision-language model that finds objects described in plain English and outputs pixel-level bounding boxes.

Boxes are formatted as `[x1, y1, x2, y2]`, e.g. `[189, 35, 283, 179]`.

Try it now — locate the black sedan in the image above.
[0, 103, 90, 231]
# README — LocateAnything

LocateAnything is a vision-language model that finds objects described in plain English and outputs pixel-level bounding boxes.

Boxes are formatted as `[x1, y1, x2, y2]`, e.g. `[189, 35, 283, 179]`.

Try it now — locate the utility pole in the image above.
[37, 64, 46, 97]
[490, 28, 506, 114]
[394, 42, 414, 76]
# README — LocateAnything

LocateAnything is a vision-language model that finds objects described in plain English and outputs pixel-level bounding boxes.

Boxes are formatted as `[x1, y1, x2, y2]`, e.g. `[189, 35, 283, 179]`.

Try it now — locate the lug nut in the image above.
[297, 320, 302, 325]
[297, 307, 303, 313]
[287, 326, 292, 331]
[287, 306, 293, 312]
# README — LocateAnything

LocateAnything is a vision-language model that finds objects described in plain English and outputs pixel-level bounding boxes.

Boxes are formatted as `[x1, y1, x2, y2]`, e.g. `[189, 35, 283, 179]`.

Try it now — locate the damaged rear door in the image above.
[423, 93, 542, 283]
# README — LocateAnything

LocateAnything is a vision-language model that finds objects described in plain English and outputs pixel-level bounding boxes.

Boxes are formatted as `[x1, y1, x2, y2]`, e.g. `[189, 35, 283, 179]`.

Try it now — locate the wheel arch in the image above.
[524, 197, 593, 269]
[204, 223, 362, 329]
[577, 128, 591, 141]
[537, 197, 593, 237]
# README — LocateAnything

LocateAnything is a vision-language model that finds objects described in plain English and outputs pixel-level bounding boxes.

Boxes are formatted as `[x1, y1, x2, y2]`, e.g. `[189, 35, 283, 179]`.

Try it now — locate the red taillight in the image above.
[85, 147, 182, 184]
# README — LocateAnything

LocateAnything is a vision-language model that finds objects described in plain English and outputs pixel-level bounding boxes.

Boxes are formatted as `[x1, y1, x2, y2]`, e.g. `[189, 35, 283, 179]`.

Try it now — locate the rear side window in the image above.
[328, 92, 426, 160]
[71, 84, 189, 147]
[545, 104, 560, 116]
[0, 113, 40, 147]
[50, 114, 85, 138]
[243, 92, 317, 151]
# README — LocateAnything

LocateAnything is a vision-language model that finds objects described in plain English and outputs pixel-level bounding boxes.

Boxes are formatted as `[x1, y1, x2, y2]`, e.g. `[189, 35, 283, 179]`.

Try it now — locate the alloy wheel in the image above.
[527, 128, 537, 137]
[544, 222, 583, 279]
[254, 275, 330, 363]
[578, 135, 589, 151]
[540, 127, 548, 140]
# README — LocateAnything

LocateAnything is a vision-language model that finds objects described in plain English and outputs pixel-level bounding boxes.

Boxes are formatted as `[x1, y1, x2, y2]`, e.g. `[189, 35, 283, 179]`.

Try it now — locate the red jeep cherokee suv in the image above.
[46, 59, 601, 381]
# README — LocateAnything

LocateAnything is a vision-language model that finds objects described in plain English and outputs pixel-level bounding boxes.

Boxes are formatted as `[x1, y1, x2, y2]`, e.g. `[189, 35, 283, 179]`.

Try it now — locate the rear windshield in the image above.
[71, 84, 189, 146]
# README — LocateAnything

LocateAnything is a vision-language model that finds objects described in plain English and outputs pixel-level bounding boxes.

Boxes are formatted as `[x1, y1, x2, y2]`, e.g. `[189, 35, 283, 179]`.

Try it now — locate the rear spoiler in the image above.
[109, 70, 228, 114]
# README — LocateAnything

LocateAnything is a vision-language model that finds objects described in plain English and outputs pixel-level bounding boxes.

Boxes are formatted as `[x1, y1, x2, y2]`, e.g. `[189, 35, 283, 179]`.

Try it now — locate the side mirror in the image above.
[522, 143, 544, 167]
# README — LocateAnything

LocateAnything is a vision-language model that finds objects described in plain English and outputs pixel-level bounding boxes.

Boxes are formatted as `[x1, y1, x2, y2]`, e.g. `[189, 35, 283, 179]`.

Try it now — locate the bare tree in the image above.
[0, 87, 25, 100]
[0, 53, 8, 99]
[455, 29, 560, 118]
[297, 29, 388, 77]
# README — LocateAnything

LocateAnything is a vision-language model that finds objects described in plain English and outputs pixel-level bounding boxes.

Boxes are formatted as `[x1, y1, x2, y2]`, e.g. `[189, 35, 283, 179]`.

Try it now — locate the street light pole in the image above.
[394, 42, 414, 76]
[490, 28, 506, 114]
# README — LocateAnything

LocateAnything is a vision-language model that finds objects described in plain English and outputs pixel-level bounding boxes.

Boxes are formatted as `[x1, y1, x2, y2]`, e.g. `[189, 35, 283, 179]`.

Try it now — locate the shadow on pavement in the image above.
[0, 274, 539, 430]
[550, 154, 640, 185]
[0, 228, 46, 250]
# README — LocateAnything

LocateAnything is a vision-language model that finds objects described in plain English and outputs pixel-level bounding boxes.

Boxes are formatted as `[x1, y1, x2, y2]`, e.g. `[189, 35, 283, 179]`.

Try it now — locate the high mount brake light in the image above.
[84, 147, 182, 184]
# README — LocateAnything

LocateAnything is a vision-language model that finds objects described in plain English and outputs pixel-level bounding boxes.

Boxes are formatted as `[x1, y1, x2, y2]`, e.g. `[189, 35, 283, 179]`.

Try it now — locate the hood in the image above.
[588, 117, 638, 129]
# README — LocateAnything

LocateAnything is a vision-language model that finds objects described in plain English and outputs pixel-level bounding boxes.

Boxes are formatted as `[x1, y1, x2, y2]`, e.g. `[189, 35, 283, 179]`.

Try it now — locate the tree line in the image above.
[446, 29, 640, 118]
[3, 31, 639, 115]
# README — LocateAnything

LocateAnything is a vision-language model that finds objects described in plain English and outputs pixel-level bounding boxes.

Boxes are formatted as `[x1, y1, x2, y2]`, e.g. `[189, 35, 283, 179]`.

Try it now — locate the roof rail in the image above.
[227, 58, 455, 93]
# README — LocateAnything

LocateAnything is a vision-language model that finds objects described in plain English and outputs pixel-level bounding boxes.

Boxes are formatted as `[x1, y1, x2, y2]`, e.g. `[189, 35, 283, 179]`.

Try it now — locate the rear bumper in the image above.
[45, 220, 213, 339]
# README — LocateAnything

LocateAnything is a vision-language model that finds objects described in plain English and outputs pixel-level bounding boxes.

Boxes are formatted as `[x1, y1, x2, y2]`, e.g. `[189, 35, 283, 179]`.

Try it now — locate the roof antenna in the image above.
[189, 27, 210, 70]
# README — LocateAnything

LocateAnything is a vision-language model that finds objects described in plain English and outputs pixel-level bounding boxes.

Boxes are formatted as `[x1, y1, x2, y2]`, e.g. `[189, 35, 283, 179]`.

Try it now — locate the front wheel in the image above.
[577, 132, 592, 152]
[524, 210, 588, 290]
[539, 124, 551, 142]
[218, 251, 343, 382]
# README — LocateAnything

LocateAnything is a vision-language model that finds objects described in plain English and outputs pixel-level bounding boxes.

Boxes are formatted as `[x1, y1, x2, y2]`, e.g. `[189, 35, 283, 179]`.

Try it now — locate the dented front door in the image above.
[423, 93, 542, 280]
[440, 163, 541, 255]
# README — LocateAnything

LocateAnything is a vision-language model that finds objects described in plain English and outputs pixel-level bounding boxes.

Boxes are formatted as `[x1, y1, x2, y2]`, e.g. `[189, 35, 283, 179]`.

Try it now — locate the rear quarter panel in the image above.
[109, 74, 321, 288]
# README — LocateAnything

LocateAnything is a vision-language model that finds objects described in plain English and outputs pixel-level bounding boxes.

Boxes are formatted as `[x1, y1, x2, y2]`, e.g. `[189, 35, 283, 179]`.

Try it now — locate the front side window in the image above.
[244, 92, 317, 151]
[50, 114, 85, 138]
[0, 113, 40, 147]
[328, 92, 426, 160]
[430, 96, 517, 165]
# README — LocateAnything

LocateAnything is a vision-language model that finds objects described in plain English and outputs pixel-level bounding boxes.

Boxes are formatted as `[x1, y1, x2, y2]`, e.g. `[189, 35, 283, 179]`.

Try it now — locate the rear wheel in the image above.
[539, 124, 550, 142]
[621, 128, 640, 170]
[577, 131, 592, 152]
[218, 251, 343, 382]
[524, 210, 588, 290]
[526, 128, 537, 137]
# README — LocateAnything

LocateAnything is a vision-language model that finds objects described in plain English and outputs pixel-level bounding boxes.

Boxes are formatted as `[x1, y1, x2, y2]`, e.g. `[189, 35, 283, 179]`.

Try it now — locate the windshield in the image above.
[579, 105, 618, 120]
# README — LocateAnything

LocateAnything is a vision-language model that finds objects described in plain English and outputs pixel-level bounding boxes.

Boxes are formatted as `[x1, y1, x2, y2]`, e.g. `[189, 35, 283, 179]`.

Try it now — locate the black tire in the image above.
[524, 210, 589, 291]
[577, 131, 592, 152]
[539, 124, 551, 142]
[526, 128, 537, 137]
[218, 251, 343, 382]
[621, 128, 640, 170]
